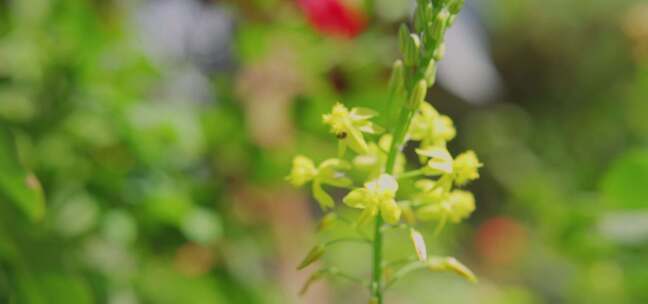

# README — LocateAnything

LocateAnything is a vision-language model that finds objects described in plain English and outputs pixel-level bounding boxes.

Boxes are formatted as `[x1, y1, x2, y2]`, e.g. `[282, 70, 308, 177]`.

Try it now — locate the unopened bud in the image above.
[388, 60, 405, 97]
[398, 24, 410, 59]
[448, 0, 465, 15]
[407, 80, 427, 110]
[429, 9, 450, 42]
[424, 59, 437, 86]
[433, 42, 445, 61]
[414, 6, 427, 32]
[403, 34, 421, 66]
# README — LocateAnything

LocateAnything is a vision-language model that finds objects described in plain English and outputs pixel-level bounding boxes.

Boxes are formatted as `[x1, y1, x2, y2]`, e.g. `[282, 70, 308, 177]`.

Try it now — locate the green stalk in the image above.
[371, 215, 384, 303]
[371, 100, 417, 304]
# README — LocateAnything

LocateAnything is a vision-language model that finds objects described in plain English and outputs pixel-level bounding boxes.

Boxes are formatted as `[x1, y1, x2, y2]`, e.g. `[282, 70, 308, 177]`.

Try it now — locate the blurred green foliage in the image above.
[0, 0, 647, 303]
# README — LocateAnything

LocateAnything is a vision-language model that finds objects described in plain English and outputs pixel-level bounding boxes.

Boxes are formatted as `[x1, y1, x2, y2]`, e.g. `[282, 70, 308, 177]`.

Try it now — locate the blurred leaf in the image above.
[299, 269, 326, 295]
[181, 207, 223, 245]
[139, 261, 227, 304]
[38, 273, 93, 304]
[0, 127, 45, 221]
[602, 150, 648, 209]
[297, 244, 325, 270]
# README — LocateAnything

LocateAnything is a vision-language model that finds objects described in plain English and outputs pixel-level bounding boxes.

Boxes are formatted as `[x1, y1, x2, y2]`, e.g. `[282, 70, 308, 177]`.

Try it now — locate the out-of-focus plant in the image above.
[288, 0, 481, 302]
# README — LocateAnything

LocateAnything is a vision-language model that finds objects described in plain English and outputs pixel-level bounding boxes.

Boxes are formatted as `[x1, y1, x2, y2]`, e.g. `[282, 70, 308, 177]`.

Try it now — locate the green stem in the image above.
[371, 215, 384, 302]
[397, 168, 425, 180]
[371, 103, 417, 304]
[384, 261, 429, 290]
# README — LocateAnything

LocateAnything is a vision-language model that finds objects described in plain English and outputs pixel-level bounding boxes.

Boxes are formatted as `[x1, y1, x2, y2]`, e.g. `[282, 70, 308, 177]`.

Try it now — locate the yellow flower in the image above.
[413, 179, 448, 205]
[287, 156, 352, 209]
[287, 155, 318, 187]
[416, 190, 475, 223]
[323, 103, 383, 154]
[415, 145, 454, 175]
[409, 102, 456, 147]
[343, 174, 401, 224]
[453, 150, 482, 185]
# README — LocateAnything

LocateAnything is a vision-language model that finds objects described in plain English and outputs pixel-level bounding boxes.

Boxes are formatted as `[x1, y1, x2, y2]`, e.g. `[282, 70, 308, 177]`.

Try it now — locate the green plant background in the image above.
[1, 0, 647, 303]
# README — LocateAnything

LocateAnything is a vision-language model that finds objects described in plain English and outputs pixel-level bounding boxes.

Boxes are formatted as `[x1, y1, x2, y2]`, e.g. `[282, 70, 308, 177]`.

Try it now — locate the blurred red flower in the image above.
[475, 216, 528, 266]
[297, 0, 366, 38]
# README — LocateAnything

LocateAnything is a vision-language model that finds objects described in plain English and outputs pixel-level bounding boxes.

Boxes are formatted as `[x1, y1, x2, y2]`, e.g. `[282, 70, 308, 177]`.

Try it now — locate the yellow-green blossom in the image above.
[453, 150, 482, 185]
[409, 102, 456, 147]
[323, 103, 383, 154]
[287, 155, 318, 187]
[287, 156, 352, 209]
[413, 179, 448, 205]
[416, 190, 475, 223]
[343, 174, 401, 224]
[415, 145, 453, 175]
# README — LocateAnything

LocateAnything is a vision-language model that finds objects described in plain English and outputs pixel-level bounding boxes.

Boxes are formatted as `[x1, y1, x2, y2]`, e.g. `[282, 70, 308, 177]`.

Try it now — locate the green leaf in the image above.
[0, 127, 45, 221]
[297, 244, 325, 270]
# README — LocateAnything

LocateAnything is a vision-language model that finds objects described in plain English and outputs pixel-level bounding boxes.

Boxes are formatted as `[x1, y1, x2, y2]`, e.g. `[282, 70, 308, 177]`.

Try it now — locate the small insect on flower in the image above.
[343, 174, 401, 224]
[323, 103, 384, 154]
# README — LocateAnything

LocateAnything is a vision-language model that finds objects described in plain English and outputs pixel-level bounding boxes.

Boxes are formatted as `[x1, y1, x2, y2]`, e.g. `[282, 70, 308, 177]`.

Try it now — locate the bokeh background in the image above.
[1, 0, 647, 303]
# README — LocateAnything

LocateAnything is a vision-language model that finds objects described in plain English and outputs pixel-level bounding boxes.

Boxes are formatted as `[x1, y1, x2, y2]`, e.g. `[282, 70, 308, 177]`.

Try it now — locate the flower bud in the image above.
[433, 42, 445, 61]
[424, 58, 437, 86]
[429, 9, 449, 42]
[403, 33, 421, 66]
[448, 0, 465, 15]
[406, 80, 427, 110]
[388, 60, 405, 98]
[398, 24, 410, 58]
[414, 6, 428, 33]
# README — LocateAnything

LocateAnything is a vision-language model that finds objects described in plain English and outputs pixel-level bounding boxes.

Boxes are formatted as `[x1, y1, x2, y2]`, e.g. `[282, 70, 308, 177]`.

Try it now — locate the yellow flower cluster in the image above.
[405, 101, 482, 226]
[288, 101, 481, 228]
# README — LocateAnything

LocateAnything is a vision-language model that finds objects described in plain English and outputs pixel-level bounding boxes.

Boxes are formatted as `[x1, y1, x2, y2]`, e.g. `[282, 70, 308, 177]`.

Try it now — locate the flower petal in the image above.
[350, 107, 378, 120]
[380, 199, 401, 224]
[366, 174, 398, 193]
[343, 188, 369, 208]
[312, 180, 335, 210]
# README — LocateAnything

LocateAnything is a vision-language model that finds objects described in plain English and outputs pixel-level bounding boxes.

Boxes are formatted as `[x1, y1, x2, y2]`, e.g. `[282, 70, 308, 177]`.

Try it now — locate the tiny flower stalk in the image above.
[288, 0, 477, 302]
